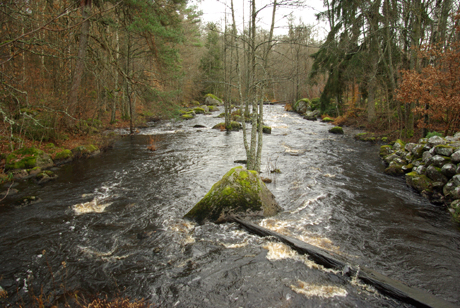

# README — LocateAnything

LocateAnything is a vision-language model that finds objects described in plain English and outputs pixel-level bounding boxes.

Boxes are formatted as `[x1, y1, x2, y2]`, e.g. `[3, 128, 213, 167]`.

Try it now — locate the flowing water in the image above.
[1, 105, 460, 307]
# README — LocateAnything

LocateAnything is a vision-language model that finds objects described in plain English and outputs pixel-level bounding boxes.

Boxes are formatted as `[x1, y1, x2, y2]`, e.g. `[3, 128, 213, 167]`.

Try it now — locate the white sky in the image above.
[189, 0, 328, 39]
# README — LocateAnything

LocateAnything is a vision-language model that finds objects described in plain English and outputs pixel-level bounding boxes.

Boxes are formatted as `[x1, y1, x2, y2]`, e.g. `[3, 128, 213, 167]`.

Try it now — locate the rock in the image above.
[393, 139, 405, 151]
[303, 110, 320, 121]
[452, 174, 460, 187]
[193, 125, 206, 128]
[384, 153, 399, 165]
[263, 126, 272, 134]
[183, 166, 282, 224]
[204, 94, 223, 106]
[385, 161, 405, 175]
[406, 172, 433, 192]
[426, 165, 448, 184]
[72, 145, 100, 159]
[212, 122, 242, 131]
[411, 144, 425, 158]
[293, 98, 311, 114]
[427, 135, 446, 147]
[441, 163, 457, 179]
[12, 169, 29, 180]
[5, 147, 53, 171]
[422, 151, 433, 164]
[54, 149, 73, 165]
[449, 200, 460, 221]
[380, 145, 393, 157]
[36, 170, 58, 184]
[443, 181, 460, 200]
[414, 165, 426, 175]
[434, 145, 455, 157]
[428, 155, 451, 167]
[322, 117, 334, 123]
[193, 107, 207, 114]
[328, 126, 344, 134]
[451, 151, 460, 164]
[405, 143, 417, 152]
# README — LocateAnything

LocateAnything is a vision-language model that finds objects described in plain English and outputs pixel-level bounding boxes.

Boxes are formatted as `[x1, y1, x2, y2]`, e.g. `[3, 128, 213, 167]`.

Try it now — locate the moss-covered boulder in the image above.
[193, 107, 207, 114]
[322, 117, 334, 123]
[328, 126, 344, 134]
[204, 94, 223, 106]
[293, 98, 311, 114]
[72, 145, 100, 159]
[184, 166, 282, 224]
[380, 145, 393, 157]
[262, 126, 272, 134]
[5, 147, 53, 171]
[406, 172, 433, 192]
[212, 121, 242, 131]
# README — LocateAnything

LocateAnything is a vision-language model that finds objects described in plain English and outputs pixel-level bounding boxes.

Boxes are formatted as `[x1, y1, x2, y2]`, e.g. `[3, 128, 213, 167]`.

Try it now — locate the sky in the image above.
[189, 0, 328, 39]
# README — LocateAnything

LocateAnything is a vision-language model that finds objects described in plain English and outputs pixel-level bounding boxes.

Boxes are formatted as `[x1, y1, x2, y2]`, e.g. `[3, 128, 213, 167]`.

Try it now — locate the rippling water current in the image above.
[1, 105, 460, 307]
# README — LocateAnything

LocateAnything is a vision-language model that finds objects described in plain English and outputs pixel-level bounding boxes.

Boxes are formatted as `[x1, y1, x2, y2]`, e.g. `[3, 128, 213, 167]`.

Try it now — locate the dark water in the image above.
[1, 105, 459, 307]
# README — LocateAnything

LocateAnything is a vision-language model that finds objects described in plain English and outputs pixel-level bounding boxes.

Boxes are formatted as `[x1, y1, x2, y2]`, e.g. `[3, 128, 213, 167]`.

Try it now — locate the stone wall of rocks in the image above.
[380, 134, 460, 221]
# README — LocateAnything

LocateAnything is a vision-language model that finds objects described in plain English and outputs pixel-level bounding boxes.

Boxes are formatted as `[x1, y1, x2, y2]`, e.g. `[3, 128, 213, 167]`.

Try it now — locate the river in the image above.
[1, 104, 459, 307]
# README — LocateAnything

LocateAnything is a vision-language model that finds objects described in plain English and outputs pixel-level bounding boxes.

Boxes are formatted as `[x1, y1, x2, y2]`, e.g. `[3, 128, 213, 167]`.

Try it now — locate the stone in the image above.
[414, 165, 426, 175]
[452, 174, 460, 187]
[385, 161, 405, 175]
[434, 145, 454, 157]
[393, 139, 405, 151]
[441, 163, 457, 179]
[184, 166, 282, 224]
[451, 151, 460, 164]
[411, 144, 425, 158]
[380, 145, 393, 157]
[406, 172, 433, 192]
[443, 181, 460, 200]
[427, 135, 447, 147]
[328, 126, 344, 134]
[429, 155, 451, 167]
[293, 98, 311, 114]
[426, 165, 448, 184]
[204, 94, 223, 106]
[384, 153, 399, 165]
[405, 143, 417, 152]
[422, 151, 433, 164]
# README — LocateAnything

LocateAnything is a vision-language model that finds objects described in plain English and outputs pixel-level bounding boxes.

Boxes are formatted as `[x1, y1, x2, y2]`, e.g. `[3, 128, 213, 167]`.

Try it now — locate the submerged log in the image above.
[231, 217, 458, 308]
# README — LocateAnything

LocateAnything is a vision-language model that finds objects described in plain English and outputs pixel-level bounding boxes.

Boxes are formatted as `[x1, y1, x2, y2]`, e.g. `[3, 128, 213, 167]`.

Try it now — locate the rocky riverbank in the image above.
[380, 134, 460, 221]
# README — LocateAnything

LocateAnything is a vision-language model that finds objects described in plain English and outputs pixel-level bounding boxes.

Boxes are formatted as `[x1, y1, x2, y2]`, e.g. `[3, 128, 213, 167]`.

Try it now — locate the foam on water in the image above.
[290, 280, 348, 298]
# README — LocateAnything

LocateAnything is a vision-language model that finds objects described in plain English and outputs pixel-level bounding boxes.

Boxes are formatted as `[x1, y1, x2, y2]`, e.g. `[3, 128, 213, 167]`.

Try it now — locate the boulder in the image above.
[427, 135, 447, 147]
[406, 172, 433, 192]
[426, 165, 448, 184]
[184, 166, 282, 224]
[451, 150, 460, 164]
[428, 155, 451, 167]
[434, 145, 455, 157]
[204, 94, 223, 106]
[328, 126, 344, 134]
[441, 163, 457, 179]
[293, 98, 311, 114]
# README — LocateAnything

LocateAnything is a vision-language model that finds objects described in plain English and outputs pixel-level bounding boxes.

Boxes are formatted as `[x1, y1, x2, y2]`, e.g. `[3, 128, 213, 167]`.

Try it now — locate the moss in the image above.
[381, 137, 388, 142]
[181, 114, 194, 119]
[379, 145, 393, 157]
[263, 126, 272, 134]
[204, 93, 223, 103]
[208, 106, 216, 111]
[184, 166, 280, 224]
[55, 149, 73, 160]
[193, 107, 206, 114]
[322, 117, 334, 122]
[87, 144, 98, 153]
[406, 172, 433, 192]
[328, 126, 344, 134]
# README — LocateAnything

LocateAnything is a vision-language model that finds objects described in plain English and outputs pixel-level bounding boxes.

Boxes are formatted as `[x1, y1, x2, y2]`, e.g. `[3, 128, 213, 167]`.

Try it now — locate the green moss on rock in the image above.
[328, 126, 344, 134]
[55, 149, 73, 160]
[406, 172, 433, 192]
[184, 166, 282, 224]
[322, 117, 334, 123]
[380, 145, 393, 157]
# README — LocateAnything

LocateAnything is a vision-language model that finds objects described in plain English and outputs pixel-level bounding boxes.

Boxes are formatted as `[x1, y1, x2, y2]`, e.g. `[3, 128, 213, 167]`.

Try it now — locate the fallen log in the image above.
[231, 216, 458, 308]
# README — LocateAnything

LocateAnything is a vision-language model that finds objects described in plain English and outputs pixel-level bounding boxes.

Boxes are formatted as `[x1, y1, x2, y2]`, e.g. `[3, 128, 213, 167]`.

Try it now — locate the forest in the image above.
[0, 0, 459, 173]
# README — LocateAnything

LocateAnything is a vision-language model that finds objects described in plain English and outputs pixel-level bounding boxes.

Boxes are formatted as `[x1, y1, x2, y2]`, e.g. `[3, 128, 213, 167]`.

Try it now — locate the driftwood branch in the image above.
[231, 216, 458, 308]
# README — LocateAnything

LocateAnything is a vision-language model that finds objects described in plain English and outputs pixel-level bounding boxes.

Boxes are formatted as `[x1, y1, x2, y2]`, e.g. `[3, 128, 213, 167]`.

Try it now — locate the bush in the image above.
[426, 131, 443, 138]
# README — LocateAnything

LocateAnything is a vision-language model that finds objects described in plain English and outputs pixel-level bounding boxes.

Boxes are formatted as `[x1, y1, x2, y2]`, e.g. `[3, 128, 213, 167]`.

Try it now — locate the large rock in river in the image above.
[184, 166, 282, 224]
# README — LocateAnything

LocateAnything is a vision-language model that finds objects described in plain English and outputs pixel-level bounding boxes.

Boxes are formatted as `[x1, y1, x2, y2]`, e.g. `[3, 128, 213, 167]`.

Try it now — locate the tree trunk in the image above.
[68, 0, 92, 119]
